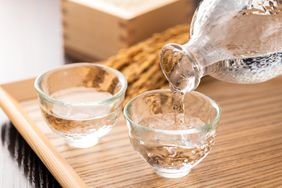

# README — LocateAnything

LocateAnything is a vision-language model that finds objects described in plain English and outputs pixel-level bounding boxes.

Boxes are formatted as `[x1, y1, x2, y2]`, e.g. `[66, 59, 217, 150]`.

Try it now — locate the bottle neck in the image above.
[160, 43, 209, 92]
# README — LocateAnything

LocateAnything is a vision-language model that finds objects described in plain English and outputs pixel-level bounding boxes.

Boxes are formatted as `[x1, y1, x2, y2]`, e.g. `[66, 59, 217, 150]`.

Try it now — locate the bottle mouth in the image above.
[160, 43, 201, 93]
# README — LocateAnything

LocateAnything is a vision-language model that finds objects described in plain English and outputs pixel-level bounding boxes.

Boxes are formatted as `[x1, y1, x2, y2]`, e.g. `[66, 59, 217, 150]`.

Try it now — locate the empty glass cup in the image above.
[34, 63, 127, 148]
[124, 89, 221, 178]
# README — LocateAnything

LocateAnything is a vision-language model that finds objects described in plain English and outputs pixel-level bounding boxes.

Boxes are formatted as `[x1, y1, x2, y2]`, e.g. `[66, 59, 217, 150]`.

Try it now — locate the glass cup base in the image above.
[65, 134, 99, 148]
[63, 126, 113, 148]
[154, 168, 191, 179]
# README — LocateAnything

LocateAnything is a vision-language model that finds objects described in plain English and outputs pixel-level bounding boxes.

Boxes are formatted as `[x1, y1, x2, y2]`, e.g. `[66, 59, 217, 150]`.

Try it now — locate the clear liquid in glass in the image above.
[41, 87, 119, 148]
[132, 114, 214, 176]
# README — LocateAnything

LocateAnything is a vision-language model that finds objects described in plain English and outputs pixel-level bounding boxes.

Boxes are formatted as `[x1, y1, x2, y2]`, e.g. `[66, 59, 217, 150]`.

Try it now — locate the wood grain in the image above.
[62, 0, 194, 60]
[0, 86, 87, 188]
[11, 77, 282, 187]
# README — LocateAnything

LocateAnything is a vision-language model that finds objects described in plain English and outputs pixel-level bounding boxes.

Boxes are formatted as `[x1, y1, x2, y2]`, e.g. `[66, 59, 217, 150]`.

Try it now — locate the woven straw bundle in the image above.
[101, 24, 189, 102]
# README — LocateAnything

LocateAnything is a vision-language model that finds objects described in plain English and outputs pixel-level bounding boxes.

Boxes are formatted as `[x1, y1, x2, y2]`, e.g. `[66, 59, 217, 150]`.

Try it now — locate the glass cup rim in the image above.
[34, 63, 128, 107]
[123, 89, 221, 135]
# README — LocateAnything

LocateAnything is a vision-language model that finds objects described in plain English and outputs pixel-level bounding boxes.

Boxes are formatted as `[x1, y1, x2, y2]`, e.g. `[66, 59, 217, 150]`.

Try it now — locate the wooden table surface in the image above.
[1, 76, 282, 187]
[194, 77, 282, 187]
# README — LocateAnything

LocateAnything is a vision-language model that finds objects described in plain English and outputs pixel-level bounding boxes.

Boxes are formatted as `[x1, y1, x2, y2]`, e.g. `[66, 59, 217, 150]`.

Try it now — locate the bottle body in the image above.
[161, 0, 282, 92]
[209, 52, 282, 84]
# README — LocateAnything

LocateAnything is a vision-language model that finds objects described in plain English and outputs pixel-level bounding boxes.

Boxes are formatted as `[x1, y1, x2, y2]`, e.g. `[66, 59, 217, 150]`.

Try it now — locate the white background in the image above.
[0, 0, 64, 84]
[0, 1, 63, 187]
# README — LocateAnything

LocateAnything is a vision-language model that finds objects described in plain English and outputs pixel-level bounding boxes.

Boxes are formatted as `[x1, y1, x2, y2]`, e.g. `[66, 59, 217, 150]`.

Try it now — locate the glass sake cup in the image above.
[34, 63, 127, 148]
[124, 89, 221, 178]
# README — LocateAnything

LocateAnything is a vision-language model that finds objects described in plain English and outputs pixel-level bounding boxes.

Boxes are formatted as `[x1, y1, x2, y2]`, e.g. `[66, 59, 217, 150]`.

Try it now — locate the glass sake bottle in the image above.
[161, 0, 282, 93]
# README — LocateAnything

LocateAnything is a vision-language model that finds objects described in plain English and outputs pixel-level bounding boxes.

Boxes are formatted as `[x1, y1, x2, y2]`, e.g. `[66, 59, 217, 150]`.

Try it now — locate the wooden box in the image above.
[62, 0, 195, 60]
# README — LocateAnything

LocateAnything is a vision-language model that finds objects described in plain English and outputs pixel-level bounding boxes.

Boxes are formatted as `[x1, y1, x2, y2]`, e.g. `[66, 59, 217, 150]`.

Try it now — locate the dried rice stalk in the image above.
[100, 24, 190, 101]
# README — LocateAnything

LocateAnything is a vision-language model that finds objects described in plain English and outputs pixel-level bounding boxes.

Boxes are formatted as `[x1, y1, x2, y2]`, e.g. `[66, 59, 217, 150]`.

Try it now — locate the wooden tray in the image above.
[1, 77, 282, 187]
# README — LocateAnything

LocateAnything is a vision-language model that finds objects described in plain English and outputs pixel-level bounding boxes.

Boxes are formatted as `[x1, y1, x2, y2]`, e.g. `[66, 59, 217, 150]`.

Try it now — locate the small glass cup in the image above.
[124, 89, 221, 178]
[34, 63, 127, 148]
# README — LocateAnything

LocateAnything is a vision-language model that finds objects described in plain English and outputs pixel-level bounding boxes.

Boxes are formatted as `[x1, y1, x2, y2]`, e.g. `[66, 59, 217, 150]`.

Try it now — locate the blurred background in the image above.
[0, 0, 63, 83]
[0, 0, 198, 84]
